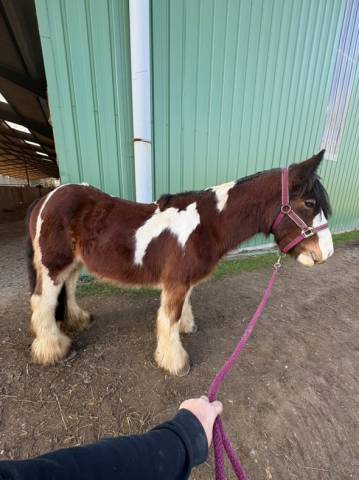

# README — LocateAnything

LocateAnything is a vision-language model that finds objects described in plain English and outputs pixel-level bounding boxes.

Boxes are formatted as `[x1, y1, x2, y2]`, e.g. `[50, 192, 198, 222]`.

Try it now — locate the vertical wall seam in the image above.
[107, 0, 122, 195]
[204, 0, 215, 186]
[59, 1, 84, 181]
[84, 0, 104, 189]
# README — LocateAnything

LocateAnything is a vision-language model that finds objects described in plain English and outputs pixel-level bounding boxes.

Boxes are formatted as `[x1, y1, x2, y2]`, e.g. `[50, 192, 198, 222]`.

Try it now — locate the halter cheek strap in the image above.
[272, 168, 329, 253]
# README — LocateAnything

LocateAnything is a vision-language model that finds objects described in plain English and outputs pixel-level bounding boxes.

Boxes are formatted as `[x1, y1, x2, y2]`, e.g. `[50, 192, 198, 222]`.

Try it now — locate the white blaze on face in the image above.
[297, 210, 333, 266]
[210, 181, 235, 212]
[134, 202, 200, 265]
[313, 210, 334, 260]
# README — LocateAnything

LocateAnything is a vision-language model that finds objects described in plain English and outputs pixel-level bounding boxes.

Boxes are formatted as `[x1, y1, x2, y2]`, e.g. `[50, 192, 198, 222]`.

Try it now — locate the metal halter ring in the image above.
[301, 227, 314, 238]
[281, 204, 292, 214]
[273, 253, 286, 271]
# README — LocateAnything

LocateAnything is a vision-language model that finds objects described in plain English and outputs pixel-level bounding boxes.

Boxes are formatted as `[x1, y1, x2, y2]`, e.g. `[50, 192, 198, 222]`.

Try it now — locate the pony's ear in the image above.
[290, 150, 325, 188]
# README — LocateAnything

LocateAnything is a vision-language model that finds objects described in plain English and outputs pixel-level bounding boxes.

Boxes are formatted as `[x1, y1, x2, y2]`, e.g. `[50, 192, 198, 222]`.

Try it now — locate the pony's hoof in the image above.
[176, 360, 191, 377]
[61, 349, 77, 363]
[31, 333, 71, 365]
[180, 321, 198, 334]
[155, 348, 191, 376]
[60, 311, 93, 335]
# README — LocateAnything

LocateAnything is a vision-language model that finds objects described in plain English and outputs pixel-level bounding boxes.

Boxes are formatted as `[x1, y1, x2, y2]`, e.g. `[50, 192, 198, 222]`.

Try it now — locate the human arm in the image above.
[0, 397, 222, 480]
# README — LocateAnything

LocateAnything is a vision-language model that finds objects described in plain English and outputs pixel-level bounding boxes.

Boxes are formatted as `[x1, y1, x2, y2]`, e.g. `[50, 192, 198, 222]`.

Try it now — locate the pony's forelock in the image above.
[296, 174, 332, 218]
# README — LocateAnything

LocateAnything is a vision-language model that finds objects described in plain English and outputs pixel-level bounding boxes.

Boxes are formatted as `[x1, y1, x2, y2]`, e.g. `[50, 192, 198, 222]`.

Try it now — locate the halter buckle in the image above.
[301, 227, 314, 238]
[281, 204, 292, 214]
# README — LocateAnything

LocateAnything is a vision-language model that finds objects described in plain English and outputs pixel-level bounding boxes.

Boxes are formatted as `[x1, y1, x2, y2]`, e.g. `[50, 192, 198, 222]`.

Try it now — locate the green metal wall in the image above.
[152, 0, 359, 240]
[35, 0, 135, 199]
[35, 0, 358, 240]
[322, 69, 359, 233]
[320, 0, 359, 233]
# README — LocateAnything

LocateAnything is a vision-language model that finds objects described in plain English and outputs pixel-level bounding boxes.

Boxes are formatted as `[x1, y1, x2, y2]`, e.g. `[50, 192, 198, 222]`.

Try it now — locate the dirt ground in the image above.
[0, 213, 359, 479]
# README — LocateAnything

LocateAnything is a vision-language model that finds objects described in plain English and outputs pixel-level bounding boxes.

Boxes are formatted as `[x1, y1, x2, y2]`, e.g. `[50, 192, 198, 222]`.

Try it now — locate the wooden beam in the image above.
[0, 165, 56, 177]
[0, 139, 56, 156]
[0, 148, 54, 164]
[0, 128, 54, 147]
[0, 143, 56, 161]
[0, 104, 53, 138]
[0, 64, 47, 98]
[0, 164, 56, 177]
[0, 156, 58, 171]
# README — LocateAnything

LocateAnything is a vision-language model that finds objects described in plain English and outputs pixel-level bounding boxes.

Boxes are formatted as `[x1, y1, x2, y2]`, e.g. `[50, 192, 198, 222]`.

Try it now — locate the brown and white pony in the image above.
[26, 151, 333, 375]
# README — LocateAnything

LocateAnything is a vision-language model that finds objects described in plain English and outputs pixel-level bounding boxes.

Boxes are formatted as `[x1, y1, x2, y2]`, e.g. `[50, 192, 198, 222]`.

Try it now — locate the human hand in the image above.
[179, 395, 223, 447]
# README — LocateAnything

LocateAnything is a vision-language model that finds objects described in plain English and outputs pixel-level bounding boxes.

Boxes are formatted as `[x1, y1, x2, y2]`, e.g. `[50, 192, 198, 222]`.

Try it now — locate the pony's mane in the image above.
[157, 170, 274, 206]
[157, 167, 331, 218]
[235, 169, 279, 185]
[157, 189, 208, 208]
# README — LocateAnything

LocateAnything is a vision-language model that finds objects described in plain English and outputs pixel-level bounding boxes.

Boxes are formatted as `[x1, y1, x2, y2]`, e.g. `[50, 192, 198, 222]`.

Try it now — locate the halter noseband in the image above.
[272, 168, 328, 253]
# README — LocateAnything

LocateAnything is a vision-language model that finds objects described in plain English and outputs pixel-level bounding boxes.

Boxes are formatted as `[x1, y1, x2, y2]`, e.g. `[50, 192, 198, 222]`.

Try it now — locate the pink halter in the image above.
[272, 168, 328, 253]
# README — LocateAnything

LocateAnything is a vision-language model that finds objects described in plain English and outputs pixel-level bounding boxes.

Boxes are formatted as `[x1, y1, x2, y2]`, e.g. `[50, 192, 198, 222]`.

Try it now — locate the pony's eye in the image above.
[304, 199, 316, 209]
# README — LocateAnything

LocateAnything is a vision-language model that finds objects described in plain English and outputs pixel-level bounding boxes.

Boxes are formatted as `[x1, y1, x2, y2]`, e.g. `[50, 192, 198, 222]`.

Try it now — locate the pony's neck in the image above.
[216, 172, 280, 255]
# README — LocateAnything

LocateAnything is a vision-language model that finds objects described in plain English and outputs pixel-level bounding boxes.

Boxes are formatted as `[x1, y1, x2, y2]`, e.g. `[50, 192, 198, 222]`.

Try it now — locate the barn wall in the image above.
[36, 0, 359, 248]
[151, 0, 359, 245]
[35, 0, 135, 199]
[0, 186, 50, 213]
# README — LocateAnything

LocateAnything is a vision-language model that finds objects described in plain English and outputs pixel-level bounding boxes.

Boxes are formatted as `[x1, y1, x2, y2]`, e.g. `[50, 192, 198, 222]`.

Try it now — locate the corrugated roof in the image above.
[0, 0, 58, 181]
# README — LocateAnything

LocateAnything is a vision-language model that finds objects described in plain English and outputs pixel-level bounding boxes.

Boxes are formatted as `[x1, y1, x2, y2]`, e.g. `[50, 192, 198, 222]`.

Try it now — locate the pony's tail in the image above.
[25, 199, 39, 295]
[25, 199, 67, 320]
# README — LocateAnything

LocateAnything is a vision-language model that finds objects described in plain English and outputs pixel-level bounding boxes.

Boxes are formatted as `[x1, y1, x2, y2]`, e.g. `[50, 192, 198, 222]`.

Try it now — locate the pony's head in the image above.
[272, 150, 333, 266]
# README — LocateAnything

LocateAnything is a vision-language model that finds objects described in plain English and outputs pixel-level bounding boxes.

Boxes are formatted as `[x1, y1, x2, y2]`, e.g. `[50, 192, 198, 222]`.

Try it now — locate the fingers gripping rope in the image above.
[208, 257, 282, 480]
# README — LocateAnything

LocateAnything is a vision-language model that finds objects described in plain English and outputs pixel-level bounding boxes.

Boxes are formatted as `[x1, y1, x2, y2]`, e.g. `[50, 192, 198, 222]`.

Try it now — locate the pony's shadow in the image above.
[71, 297, 159, 353]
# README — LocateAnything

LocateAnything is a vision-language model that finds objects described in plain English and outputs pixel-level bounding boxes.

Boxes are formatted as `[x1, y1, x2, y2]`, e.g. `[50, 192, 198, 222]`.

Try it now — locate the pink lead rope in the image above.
[208, 167, 330, 479]
[208, 260, 281, 480]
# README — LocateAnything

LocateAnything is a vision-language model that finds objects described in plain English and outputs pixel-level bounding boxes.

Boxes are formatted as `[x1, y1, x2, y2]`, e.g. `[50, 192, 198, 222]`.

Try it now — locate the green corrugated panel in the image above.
[322, 66, 359, 232]
[152, 0, 357, 246]
[320, 0, 359, 233]
[35, 0, 135, 199]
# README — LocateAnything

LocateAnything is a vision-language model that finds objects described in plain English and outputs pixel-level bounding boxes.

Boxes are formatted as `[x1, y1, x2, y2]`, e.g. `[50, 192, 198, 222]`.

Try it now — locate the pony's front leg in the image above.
[155, 286, 190, 376]
[31, 272, 71, 365]
[179, 288, 197, 333]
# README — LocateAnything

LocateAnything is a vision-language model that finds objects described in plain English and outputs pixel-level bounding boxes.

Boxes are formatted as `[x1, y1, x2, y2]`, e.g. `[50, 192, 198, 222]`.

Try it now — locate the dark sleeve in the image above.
[0, 409, 208, 480]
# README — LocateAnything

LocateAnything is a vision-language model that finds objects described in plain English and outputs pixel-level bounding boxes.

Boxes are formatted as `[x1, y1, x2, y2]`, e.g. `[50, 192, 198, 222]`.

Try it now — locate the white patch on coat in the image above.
[313, 211, 334, 261]
[210, 181, 235, 212]
[134, 202, 200, 265]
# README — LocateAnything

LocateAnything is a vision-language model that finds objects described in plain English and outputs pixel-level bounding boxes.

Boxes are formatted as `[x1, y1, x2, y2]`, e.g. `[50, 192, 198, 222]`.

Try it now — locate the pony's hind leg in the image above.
[62, 266, 92, 334]
[179, 288, 197, 333]
[31, 270, 71, 365]
[155, 285, 190, 376]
